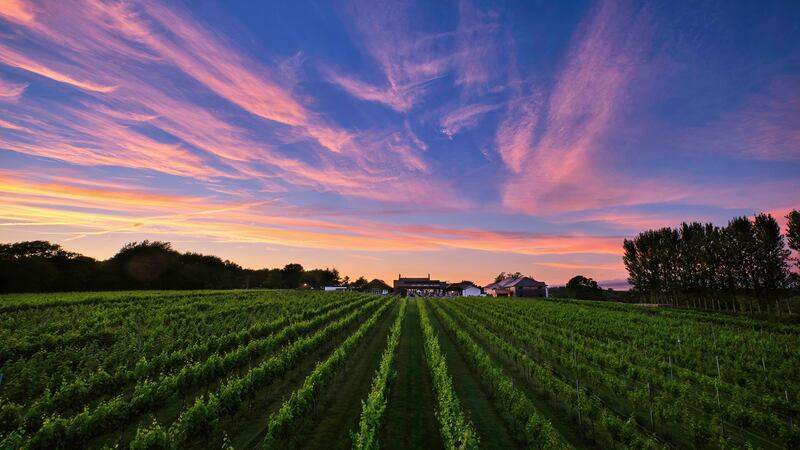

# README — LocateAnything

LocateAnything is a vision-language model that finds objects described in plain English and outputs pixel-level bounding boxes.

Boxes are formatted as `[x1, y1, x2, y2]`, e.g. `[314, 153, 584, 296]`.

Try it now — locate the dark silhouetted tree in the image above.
[565, 275, 604, 300]
[351, 276, 368, 290]
[787, 210, 800, 272]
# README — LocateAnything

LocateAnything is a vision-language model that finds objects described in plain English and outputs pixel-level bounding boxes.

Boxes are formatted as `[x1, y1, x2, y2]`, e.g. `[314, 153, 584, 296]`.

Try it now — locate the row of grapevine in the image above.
[438, 299, 663, 449]
[18, 294, 362, 429]
[137, 297, 388, 448]
[261, 299, 396, 447]
[427, 301, 568, 450]
[466, 298, 797, 448]
[1, 291, 315, 407]
[19, 297, 383, 449]
[352, 299, 407, 450]
[417, 301, 479, 450]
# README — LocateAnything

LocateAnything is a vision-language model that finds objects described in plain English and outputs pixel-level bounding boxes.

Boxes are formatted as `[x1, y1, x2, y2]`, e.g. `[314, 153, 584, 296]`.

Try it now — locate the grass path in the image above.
[380, 300, 443, 450]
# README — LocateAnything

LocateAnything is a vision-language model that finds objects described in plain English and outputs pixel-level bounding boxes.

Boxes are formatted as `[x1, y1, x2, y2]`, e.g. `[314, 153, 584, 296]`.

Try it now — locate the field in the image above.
[1, 291, 799, 449]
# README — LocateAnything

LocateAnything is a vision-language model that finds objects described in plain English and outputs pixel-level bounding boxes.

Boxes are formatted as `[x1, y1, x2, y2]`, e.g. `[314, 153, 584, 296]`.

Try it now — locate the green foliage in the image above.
[3, 290, 799, 449]
[624, 213, 795, 313]
[352, 300, 406, 450]
[565, 275, 604, 300]
[0, 240, 342, 292]
[418, 302, 480, 450]
[262, 299, 395, 447]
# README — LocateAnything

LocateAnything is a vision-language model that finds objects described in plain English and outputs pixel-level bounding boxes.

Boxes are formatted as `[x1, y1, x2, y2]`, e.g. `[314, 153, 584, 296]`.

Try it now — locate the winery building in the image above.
[393, 275, 448, 297]
[363, 279, 392, 295]
[483, 276, 548, 298]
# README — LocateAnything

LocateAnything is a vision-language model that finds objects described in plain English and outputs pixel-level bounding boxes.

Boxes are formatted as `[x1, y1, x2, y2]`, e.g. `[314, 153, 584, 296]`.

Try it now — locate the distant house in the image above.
[363, 279, 392, 295]
[393, 274, 447, 296]
[323, 286, 348, 292]
[484, 276, 547, 298]
[445, 281, 483, 297]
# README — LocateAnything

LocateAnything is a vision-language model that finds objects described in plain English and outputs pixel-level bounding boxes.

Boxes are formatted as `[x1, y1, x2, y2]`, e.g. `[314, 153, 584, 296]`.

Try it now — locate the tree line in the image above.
[623, 210, 800, 314]
[0, 240, 343, 293]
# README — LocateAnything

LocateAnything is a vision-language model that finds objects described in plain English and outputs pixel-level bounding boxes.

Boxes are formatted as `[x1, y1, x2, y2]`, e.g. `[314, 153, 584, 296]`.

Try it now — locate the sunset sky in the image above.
[1, 0, 799, 287]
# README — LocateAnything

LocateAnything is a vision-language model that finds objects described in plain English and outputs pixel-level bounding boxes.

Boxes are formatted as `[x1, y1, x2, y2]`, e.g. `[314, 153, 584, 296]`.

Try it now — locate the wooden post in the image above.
[715, 355, 724, 437]
[668, 355, 673, 381]
[787, 390, 793, 429]
[648, 382, 654, 429]
[576, 379, 582, 426]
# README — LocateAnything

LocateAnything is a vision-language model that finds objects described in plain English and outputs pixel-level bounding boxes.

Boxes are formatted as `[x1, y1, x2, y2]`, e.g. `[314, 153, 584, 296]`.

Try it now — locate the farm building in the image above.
[363, 279, 392, 295]
[484, 276, 548, 298]
[393, 274, 447, 297]
[445, 281, 483, 297]
[323, 286, 348, 291]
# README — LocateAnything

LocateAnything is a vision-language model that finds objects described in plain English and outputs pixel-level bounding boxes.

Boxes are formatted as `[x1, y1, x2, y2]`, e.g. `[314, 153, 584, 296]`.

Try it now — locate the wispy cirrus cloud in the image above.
[0, 43, 116, 93]
[0, 76, 27, 102]
[329, 0, 505, 112]
[327, 0, 452, 112]
[0, 0, 459, 206]
[687, 77, 800, 162]
[0, 171, 619, 260]
[0, 0, 35, 24]
[453, 0, 504, 92]
[440, 102, 501, 139]
[497, 0, 653, 214]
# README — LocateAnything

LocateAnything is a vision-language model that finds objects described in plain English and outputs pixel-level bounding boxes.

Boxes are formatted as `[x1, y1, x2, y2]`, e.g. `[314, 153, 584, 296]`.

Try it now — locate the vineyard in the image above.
[1, 291, 799, 449]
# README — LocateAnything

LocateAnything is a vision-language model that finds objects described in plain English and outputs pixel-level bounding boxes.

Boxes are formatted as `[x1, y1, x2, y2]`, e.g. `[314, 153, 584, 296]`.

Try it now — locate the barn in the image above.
[484, 276, 547, 298]
[362, 279, 392, 295]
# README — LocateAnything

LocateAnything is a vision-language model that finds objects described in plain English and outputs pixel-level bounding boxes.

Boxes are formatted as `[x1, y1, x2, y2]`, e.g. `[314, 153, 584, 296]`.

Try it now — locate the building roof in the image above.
[446, 281, 481, 291]
[484, 276, 546, 290]
[365, 279, 392, 290]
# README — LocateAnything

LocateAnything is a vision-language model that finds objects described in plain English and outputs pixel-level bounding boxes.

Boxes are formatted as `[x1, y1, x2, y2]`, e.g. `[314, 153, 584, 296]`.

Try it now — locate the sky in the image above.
[0, 0, 799, 288]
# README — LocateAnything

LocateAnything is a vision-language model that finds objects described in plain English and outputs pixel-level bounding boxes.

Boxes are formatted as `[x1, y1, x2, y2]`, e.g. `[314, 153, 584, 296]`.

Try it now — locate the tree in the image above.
[787, 210, 800, 271]
[752, 214, 791, 314]
[281, 263, 305, 289]
[494, 272, 523, 282]
[107, 241, 179, 289]
[565, 275, 604, 300]
[622, 212, 794, 314]
[351, 276, 368, 290]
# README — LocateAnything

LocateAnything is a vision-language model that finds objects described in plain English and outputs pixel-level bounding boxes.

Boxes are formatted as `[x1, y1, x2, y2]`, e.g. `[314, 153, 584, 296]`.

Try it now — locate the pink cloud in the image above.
[0, 173, 620, 257]
[0, 0, 35, 24]
[440, 102, 501, 138]
[328, 0, 451, 112]
[688, 77, 800, 162]
[0, 1, 349, 154]
[0, 77, 27, 102]
[496, 0, 653, 214]
[453, 0, 502, 91]
[0, 43, 116, 93]
[0, 0, 468, 208]
[325, 70, 415, 112]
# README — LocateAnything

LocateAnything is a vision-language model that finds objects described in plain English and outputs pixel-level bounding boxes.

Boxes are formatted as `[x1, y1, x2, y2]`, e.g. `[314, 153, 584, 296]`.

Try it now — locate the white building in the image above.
[445, 281, 483, 297]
